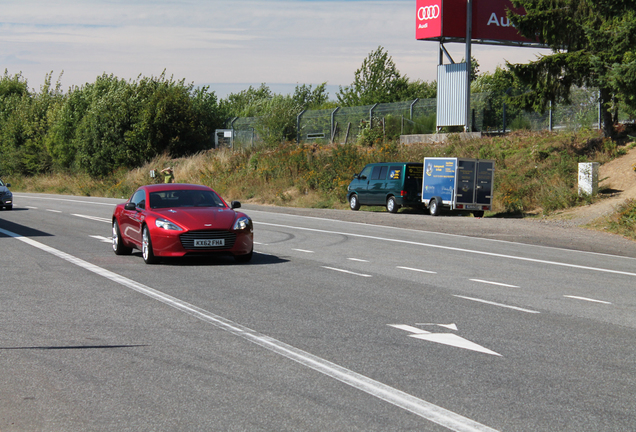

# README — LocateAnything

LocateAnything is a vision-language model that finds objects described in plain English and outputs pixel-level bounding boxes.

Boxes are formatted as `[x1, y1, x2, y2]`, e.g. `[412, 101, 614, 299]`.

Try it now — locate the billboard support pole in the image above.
[465, 0, 472, 132]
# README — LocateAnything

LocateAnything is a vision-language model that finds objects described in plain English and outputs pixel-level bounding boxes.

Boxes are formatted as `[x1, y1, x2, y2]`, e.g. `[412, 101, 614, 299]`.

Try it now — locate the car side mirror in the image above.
[124, 202, 136, 211]
[231, 200, 241, 209]
[6, 183, 10, 187]
[359, 175, 367, 180]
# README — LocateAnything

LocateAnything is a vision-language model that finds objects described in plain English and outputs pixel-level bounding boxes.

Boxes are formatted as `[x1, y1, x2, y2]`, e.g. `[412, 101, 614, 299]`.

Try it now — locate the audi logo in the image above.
[418, 4, 440, 21]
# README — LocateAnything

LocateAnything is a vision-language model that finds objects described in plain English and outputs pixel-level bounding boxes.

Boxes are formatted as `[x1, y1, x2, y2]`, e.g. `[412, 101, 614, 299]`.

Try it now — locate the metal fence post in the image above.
[230, 117, 238, 148]
[296, 109, 306, 145]
[330, 107, 340, 144]
[370, 103, 378, 129]
[410, 98, 419, 120]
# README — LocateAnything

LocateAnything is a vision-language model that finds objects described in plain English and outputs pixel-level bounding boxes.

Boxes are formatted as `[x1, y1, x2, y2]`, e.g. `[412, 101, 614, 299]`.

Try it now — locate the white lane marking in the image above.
[454, 295, 540, 314]
[247, 209, 636, 262]
[73, 213, 112, 224]
[254, 241, 269, 245]
[388, 324, 501, 357]
[322, 266, 372, 278]
[90, 235, 112, 243]
[11, 195, 636, 262]
[348, 258, 369, 262]
[25, 206, 38, 209]
[416, 323, 459, 331]
[13, 194, 116, 206]
[0, 226, 499, 432]
[46, 209, 62, 213]
[398, 266, 437, 274]
[470, 279, 519, 288]
[564, 295, 612, 305]
[293, 248, 314, 253]
[257, 222, 636, 278]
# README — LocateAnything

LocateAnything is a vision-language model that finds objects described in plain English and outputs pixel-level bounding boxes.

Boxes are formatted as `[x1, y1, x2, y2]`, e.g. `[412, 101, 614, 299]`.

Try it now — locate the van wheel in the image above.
[386, 196, 399, 213]
[429, 198, 441, 216]
[349, 194, 360, 211]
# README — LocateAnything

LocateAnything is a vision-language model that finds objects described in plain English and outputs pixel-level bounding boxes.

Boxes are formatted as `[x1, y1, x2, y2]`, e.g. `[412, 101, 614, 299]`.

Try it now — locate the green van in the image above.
[347, 162, 424, 213]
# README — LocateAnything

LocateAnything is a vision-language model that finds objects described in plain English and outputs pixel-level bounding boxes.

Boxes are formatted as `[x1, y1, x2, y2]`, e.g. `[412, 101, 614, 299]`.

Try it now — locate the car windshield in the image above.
[0, 180, 4, 187]
[149, 190, 226, 209]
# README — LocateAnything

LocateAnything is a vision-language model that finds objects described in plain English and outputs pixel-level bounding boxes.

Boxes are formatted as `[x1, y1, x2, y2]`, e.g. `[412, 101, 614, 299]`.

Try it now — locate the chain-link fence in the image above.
[220, 88, 631, 149]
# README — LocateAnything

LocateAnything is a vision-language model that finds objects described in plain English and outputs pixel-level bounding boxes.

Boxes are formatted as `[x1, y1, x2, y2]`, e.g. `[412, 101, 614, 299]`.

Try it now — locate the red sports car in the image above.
[112, 184, 253, 264]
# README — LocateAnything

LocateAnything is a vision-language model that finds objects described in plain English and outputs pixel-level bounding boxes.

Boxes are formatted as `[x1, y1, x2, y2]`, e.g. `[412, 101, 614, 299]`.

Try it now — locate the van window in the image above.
[389, 166, 402, 180]
[359, 166, 373, 179]
[371, 166, 388, 180]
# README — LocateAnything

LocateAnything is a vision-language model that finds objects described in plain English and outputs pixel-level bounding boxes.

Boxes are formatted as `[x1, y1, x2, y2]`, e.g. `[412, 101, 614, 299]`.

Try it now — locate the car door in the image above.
[368, 165, 388, 205]
[119, 189, 147, 247]
[352, 165, 374, 204]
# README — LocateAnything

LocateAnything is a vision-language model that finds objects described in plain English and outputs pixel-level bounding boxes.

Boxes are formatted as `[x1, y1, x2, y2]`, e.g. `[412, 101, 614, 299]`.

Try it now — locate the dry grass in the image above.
[10, 130, 628, 218]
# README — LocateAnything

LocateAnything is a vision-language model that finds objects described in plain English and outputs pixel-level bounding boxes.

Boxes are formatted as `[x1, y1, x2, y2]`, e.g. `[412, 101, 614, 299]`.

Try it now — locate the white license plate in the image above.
[194, 239, 225, 247]
[465, 204, 480, 210]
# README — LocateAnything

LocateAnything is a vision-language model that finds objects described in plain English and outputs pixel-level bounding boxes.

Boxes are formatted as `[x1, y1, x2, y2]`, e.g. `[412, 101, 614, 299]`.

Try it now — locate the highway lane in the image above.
[1, 192, 635, 431]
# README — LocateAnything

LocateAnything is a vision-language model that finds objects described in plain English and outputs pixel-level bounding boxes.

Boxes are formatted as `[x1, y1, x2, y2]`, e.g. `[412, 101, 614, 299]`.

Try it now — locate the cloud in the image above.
[0, 0, 545, 97]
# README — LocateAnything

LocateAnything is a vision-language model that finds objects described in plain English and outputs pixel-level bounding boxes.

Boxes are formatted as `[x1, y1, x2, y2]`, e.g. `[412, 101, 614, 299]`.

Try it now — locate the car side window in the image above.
[371, 166, 387, 180]
[130, 190, 146, 209]
[359, 166, 373, 179]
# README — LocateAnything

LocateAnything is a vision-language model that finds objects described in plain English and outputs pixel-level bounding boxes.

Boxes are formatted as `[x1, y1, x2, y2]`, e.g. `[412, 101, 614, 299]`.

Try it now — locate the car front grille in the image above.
[180, 230, 237, 250]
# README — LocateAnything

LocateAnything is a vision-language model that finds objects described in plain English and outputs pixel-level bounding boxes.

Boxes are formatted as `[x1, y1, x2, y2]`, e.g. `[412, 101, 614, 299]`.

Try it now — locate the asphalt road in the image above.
[1, 193, 635, 431]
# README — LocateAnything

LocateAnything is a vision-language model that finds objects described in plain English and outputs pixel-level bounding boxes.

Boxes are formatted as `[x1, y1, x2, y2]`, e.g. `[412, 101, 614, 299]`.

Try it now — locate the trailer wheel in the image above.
[386, 196, 399, 213]
[472, 211, 484, 218]
[429, 198, 441, 216]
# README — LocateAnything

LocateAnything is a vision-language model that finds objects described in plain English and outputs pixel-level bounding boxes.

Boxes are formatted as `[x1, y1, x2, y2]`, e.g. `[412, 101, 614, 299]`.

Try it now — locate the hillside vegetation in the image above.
[11, 129, 636, 237]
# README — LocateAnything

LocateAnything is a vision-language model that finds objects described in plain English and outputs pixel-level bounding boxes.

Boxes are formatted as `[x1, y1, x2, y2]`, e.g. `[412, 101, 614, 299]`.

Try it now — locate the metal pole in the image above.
[330, 107, 340, 144]
[370, 103, 378, 129]
[410, 98, 419, 120]
[465, 0, 472, 132]
[549, 100, 553, 131]
[296, 109, 306, 145]
[230, 117, 238, 149]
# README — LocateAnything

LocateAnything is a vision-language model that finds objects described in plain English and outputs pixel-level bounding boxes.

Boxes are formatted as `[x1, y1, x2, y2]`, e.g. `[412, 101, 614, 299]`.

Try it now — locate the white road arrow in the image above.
[388, 324, 501, 357]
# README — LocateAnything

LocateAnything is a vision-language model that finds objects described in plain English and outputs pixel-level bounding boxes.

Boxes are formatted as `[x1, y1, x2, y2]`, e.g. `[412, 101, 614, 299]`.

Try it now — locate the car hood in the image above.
[152, 207, 238, 230]
[0, 186, 10, 193]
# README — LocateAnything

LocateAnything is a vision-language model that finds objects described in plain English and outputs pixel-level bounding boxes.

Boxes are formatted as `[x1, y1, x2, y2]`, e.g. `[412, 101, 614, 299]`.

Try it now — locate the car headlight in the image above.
[155, 218, 182, 231]
[233, 216, 253, 232]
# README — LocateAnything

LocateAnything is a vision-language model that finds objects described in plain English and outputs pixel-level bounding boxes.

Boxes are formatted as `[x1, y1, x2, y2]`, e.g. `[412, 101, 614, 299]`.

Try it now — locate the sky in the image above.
[1, 0, 548, 99]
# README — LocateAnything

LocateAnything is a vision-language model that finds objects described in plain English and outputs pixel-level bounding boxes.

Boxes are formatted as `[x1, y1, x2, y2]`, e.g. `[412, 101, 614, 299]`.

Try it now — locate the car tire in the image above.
[5, 205, 12, 210]
[386, 196, 399, 213]
[234, 247, 253, 263]
[112, 220, 133, 255]
[142, 225, 158, 264]
[429, 198, 441, 216]
[349, 194, 360, 211]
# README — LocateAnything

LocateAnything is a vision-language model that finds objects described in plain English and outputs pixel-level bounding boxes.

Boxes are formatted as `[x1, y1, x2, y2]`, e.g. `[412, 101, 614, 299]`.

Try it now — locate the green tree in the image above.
[219, 84, 273, 119]
[508, 0, 636, 137]
[336, 46, 409, 106]
[255, 95, 301, 146]
[292, 82, 329, 109]
[472, 66, 529, 131]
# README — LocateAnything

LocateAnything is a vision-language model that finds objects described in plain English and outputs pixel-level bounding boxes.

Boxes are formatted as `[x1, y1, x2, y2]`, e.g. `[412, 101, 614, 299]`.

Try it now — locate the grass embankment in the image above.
[10, 129, 636, 240]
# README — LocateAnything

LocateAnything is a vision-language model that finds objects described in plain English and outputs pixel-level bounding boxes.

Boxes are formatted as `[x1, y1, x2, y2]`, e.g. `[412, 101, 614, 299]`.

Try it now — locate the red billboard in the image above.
[416, 0, 534, 45]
